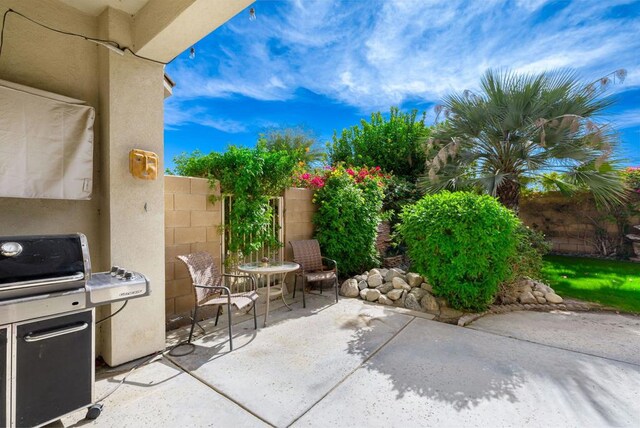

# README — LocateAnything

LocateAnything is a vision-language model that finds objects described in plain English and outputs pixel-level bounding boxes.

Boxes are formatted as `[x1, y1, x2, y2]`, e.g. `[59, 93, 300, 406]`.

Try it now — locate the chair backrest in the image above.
[176, 252, 222, 305]
[289, 239, 323, 272]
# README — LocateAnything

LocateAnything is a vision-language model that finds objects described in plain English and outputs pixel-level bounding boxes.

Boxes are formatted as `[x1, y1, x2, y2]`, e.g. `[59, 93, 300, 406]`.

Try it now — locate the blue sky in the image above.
[164, 0, 640, 170]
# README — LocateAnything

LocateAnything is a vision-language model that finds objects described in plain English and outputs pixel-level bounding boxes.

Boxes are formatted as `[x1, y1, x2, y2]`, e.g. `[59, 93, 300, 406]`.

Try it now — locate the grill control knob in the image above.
[110, 266, 120, 276]
[116, 268, 126, 278]
[124, 272, 133, 280]
[1, 242, 23, 257]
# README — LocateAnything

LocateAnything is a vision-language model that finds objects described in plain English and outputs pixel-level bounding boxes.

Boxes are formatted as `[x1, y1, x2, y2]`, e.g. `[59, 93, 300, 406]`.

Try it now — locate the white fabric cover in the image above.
[0, 81, 95, 200]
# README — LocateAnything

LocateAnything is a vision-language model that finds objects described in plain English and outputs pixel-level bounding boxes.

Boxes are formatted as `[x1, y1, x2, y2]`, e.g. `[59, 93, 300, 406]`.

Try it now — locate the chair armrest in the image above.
[222, 273, 257, 291]
[321, 257, 337, 271]
[194, 284, 232, 295]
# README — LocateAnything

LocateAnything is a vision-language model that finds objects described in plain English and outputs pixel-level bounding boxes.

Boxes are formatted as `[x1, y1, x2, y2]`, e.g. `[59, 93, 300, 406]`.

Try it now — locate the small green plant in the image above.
[302, 165, 386, 275]
[399, 191, 520, 311]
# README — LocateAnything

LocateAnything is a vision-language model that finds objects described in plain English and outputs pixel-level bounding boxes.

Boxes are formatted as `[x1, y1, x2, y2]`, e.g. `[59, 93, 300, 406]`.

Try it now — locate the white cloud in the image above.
[612, 108, 640, 129]
[166, 0, 640, 115]
[164, 99, 247, 133]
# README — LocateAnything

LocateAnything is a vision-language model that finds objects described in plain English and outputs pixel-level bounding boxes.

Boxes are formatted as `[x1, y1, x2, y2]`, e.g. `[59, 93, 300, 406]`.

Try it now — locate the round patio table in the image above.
[237, 261, 300, 327]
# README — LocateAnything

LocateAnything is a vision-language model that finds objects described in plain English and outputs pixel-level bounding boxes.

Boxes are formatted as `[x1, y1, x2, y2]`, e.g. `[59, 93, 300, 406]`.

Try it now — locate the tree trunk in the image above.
[496, 180, 521, 214]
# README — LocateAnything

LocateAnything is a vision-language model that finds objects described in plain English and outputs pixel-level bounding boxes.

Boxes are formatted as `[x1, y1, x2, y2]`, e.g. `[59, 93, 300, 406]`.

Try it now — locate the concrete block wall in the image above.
[282, 188, 317, 290]
[283, 188, 317, 261]
[520, 193, 639, 255]
[163, 180, 317, 327]
[164, 175, 222, 325]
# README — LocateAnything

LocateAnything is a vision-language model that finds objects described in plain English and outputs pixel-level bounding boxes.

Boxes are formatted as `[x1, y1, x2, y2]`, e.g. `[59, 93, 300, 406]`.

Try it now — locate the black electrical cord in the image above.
[94, 350, 162, 403]
[96, 300, 128, 325]
[0, 9, 9, 60]
[93, 339, 193, 406]
[123, 47, 168, 65]
[0, 8, 167, 65]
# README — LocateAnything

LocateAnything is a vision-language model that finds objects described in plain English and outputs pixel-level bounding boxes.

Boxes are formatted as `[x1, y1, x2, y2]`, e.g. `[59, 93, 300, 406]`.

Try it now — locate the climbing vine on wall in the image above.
[173, 144, 300, 263]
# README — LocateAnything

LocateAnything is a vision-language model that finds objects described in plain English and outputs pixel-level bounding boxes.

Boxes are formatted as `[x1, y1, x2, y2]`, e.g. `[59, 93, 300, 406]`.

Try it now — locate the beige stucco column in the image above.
[97, 7, 166, 366]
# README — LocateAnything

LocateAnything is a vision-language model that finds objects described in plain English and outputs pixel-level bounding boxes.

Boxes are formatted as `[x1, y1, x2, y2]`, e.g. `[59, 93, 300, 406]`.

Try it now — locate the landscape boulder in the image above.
[340, 279, 360, 297]
[420, 294, 440, 314]
[392, 277, 411, 291]
[385, 268, 405, 283]
[364, 289, 382, 302]
[406, 273, 423, 287]
[367, 274, 383, 288]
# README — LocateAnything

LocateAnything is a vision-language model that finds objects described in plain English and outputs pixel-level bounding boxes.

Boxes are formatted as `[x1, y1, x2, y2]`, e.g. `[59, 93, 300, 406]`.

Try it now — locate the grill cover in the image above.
[0, 80, 94, 200]
[0, 235, 86, 285]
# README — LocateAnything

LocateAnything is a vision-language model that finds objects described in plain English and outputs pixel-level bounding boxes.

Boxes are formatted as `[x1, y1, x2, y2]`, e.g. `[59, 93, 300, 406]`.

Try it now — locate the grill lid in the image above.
[0, 234, 89, 285]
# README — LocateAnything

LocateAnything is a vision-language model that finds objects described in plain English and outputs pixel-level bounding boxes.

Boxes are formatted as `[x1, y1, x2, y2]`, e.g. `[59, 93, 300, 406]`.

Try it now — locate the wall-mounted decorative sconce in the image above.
[129, 149, 158, 180]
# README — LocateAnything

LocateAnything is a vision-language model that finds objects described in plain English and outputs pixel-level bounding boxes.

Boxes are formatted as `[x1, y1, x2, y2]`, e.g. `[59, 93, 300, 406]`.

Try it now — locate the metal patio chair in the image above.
[289, 239, 338, 308]
[176, 252, 258, 351]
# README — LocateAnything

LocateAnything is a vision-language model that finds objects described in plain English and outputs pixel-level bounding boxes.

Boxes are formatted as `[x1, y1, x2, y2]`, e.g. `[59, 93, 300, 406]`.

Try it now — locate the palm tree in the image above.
[422, 69, 628, 213]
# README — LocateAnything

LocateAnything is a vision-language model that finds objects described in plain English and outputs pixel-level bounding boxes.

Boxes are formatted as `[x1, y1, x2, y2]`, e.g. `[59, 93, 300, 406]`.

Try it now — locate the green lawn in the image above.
[542, 255, 640, 314]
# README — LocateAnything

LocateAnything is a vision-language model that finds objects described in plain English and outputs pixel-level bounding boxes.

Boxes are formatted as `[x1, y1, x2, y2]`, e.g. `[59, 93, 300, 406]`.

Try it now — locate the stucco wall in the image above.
[0, 0, 103, 266]
[164, 182, 317, 327]
[0, 0, 167, 365]
[0, 0, 254, 365]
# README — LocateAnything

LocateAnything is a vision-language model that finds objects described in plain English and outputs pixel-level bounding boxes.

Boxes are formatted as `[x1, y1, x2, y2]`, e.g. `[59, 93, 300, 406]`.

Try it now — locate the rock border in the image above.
[341, 268, 572, 326]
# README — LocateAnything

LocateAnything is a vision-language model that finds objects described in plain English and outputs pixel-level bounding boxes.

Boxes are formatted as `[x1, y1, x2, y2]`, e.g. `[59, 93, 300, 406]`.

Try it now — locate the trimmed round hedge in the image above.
[399, 191, 520, 311]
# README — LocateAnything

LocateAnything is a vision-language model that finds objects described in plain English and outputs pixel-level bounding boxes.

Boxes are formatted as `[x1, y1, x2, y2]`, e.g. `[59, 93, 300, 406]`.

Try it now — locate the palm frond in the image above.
[564, 166, 628, 208]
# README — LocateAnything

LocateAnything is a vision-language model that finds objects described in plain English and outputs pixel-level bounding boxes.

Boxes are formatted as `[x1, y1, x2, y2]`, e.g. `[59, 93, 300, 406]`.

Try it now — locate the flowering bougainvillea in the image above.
[621, 167, 640, 193]
[294, 164, 387, 275]
[292, 165, 388, 190]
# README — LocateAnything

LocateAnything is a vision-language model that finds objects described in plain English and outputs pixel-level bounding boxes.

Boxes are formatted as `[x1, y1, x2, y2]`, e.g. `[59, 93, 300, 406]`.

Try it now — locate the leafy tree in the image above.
[423, 69, 628, 212]
[259, 127, 325, 166]
[328, 107, 430, 180]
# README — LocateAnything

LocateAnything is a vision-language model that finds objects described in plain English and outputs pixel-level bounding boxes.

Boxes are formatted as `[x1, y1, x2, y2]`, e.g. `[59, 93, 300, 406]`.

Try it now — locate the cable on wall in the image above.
[0, 8, 167, 65]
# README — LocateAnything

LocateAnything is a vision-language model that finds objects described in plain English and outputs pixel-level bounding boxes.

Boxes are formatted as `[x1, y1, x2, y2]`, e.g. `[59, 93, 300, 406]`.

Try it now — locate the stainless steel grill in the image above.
[0, 233, 150, 427]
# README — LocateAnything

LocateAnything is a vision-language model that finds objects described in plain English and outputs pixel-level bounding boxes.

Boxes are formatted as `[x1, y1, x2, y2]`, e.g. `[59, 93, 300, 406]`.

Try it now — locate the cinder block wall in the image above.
[164, 176, 222, 326]
[283, 188, 317, 289]
[283, 188, 317, 260]
[163, 179, 317, 328]
[520, 193, 639, 255]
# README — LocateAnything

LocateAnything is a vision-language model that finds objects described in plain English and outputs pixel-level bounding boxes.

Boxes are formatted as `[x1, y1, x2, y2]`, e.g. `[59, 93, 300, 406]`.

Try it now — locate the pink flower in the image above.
[346, 168, 355, 176]
[374, 166, 381, 171]
[301, 173, 310, 180]
[310, 177, 325, 188]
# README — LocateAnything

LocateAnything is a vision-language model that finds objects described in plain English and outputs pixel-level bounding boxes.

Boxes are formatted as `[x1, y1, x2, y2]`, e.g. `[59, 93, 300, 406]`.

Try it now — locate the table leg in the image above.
[264, 273, 270, 327]
[281, 272, 292, 311]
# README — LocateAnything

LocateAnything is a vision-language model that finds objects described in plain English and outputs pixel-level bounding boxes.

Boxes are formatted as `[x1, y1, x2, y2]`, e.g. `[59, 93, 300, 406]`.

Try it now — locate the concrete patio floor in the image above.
[58, 294, 640, 428]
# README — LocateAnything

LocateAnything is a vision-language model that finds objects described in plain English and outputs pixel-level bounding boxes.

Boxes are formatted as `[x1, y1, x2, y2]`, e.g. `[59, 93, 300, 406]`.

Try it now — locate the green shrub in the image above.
[509, 224, 551, 281]
[399, 191, 519, 311]
[312, 166, 385, 275]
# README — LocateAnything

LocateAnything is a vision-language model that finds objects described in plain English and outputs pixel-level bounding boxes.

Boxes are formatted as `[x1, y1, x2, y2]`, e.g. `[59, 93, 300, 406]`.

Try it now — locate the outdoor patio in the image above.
[57, 293, 640, 428]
